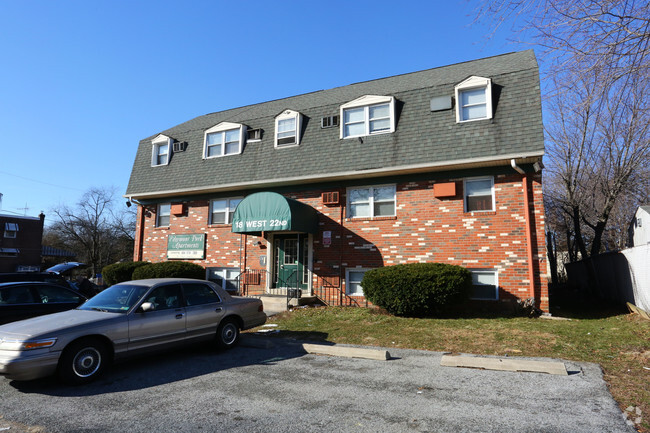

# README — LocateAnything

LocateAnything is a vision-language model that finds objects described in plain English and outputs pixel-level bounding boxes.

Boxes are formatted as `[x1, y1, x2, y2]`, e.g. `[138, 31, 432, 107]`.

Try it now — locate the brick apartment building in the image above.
[0, 213, 45, 273]
[126, 50, 548, 311]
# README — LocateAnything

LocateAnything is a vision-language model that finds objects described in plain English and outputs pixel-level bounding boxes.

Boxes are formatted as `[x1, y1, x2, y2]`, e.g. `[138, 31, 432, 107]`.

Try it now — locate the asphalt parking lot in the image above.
[0, 335, 635, 433]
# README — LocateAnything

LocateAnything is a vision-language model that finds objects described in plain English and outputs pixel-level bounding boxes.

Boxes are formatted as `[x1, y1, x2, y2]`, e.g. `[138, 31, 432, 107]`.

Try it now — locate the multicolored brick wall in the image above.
[134, 171, 548, 312]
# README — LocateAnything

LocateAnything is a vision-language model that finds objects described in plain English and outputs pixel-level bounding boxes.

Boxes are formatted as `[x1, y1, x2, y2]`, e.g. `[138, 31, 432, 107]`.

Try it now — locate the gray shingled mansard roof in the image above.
[126, 50, 544, 201]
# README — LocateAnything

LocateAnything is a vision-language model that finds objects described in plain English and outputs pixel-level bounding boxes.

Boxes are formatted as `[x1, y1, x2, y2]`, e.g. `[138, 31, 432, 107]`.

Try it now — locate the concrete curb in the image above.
[441, 354, 568, 375]
[302, 343, 391, 361]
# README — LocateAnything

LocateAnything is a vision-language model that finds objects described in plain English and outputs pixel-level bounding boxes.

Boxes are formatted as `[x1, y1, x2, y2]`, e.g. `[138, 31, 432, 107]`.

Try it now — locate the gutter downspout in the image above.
[511, 159, 536, 301]
[130, 197, 145, 262]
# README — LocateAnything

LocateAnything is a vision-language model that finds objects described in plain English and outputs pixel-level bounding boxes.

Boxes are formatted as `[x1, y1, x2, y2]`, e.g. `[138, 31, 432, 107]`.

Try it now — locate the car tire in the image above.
[216, 319, 240, 349]
[58, 338, 109, 385]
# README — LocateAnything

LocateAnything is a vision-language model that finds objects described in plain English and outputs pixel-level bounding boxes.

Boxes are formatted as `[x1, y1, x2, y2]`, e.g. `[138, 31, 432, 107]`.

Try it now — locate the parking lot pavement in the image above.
[0, 337, 635, 433]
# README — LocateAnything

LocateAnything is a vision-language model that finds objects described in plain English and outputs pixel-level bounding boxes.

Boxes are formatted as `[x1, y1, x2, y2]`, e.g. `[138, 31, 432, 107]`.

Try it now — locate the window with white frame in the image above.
[156, 203, 171, 227]
[275, 110, 301, 147]
[207, 267, 241, 294]
[210, 198, 242, 225]
[455, 76, 493, 122]
[4, 223, 18, 239]
[464, 177, 494, 212]
[340, 95, 396, 139]
[470, 270, 498, 300]
[346, 268, 372, 296]
[348, 185, 396, 218]
[203, 122, 246, 158]
[151, 135, 172, 166]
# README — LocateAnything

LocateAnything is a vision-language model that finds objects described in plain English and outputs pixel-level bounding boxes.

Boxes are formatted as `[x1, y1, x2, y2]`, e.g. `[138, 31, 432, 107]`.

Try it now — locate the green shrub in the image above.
[102, 261, 150, 286]
[361, 263, 471, 317]
[131, 261, 206, 280]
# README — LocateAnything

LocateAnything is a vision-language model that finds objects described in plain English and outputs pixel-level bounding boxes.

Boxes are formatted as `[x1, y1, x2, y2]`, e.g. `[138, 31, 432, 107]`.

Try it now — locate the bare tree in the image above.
[474, 0, 650, 264]
[48, 187, 135, 276]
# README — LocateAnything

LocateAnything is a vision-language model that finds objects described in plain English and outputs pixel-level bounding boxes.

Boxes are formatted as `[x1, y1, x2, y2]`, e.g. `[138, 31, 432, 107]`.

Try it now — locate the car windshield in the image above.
[78, 284, 150, 313]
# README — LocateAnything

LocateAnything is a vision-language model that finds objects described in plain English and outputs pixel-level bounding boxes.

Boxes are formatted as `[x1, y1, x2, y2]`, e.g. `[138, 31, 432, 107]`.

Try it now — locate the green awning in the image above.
[232, 192, 319, 234]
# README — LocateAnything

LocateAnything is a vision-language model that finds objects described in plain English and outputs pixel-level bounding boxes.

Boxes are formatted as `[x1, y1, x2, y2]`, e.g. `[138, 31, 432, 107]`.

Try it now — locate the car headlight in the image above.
[0, 338, 57, 351]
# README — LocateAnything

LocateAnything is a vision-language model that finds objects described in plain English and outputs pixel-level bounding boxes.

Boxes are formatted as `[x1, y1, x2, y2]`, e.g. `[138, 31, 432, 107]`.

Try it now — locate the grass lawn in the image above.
[262, 297, 650, 432]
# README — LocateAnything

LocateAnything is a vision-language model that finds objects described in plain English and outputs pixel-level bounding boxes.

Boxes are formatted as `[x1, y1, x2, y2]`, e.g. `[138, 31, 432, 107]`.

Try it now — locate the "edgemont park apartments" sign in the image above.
[167, 234, 206, 259]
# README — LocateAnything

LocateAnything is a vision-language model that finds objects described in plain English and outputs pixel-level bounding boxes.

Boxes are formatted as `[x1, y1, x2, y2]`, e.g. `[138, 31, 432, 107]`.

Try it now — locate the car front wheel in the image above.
[58, 338, 109, 385]
[216, 319, 240, 349]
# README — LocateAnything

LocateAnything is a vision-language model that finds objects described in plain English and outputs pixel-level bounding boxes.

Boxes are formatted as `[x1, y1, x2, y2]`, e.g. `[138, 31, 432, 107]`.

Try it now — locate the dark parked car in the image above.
[0, 282, 87, 325]
[0, 278, 266, 384]
[0, 262, 97, 298]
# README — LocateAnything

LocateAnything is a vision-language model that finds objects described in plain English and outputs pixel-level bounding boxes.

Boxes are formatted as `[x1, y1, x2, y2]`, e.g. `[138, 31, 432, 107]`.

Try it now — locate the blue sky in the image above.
[0, 1, 526, 224]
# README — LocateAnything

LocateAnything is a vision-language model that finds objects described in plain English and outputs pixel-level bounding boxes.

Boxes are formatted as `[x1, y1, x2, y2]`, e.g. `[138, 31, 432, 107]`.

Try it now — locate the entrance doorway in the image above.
[272, 234, 309, 291]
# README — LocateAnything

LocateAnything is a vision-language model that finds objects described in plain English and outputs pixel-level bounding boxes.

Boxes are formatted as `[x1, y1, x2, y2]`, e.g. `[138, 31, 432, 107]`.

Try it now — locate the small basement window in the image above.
[470, 270, 498, 300]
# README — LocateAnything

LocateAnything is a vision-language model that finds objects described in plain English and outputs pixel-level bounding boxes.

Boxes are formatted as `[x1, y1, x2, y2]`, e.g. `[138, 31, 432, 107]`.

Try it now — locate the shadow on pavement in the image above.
[9, 334, 321, 397]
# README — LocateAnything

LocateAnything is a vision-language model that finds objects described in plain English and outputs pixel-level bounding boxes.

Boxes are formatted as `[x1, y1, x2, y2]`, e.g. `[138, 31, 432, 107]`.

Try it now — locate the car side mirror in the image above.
[139, 302, 154, 313]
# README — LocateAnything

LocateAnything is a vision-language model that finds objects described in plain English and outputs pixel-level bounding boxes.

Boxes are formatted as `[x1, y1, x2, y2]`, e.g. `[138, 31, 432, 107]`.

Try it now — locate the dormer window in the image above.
[151, 134, 172, 167]
[340, 95, 396, 139]
[275, 110, 302, 148]
[455, 76, 493, 122]
[203, 122, 246, 158]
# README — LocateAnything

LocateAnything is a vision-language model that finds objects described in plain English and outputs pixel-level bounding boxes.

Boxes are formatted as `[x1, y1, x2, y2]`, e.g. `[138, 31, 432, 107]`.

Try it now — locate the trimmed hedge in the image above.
[361, 263, 472, 317]
[131, 261, 206, 280]
[102, 261, 150, 286]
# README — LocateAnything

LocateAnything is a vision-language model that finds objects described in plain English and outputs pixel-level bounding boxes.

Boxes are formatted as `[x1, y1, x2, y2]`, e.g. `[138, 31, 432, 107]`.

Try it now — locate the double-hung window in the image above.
[275, 110, 302, 147]
[340, 95, 396, 139]
[210, 198, 242, 225]
[203, 122, 246, 158]
[151, 135, 172, 166]
[455, 76, 493, 122]
[346, 268, 372, 296]
[4, 223, 18, 239]
[470, 270, 498, 300]
[156, 203, 171, 227]
[207, 267, 241, 294]
[464, 177, 494, 212]
[348, 185, 396, 218]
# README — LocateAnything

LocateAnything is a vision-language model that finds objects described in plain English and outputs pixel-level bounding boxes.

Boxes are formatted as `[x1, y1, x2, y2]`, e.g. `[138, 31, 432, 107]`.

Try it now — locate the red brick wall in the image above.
[134, 172, 548, 312]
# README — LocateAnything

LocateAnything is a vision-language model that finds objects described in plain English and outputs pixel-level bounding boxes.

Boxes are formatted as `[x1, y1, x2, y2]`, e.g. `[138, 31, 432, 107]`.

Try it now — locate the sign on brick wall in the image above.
[167, 234, 205, 259]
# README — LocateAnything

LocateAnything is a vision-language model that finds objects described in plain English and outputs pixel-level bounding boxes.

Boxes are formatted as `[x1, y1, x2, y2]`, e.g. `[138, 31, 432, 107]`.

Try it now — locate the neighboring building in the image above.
[126, 50, 548, 311]
[0, 213, 45, 272]
[628, 205, 650, 247]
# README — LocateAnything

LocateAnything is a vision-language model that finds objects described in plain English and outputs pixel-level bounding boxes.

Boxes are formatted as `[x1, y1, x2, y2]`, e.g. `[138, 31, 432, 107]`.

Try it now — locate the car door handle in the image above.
[175, 313, 184, 319]
[215, 307, 223, 313]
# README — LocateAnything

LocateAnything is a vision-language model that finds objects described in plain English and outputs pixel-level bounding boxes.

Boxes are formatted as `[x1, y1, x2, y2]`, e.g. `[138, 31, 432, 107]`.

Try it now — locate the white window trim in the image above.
[455, 76, 493, 123]
[209, 197, 243, 225]
[463, 176, 495, 213]
[345, 267, 373, 296]
[469, 269, 499, 300]
[274, 110, 302, 148]
[156, 203, 171, 228]
[347, 184, 396, 218]
[340, 95, 396, 139]
[4, 223, 18, 239]
[203, 122, 246, 159]
[151, 134, 172, 167]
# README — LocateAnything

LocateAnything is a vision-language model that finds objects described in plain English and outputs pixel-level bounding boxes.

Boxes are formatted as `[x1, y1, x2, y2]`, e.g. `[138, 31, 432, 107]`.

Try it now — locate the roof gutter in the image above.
[511, 159, 537, 303]
[125, 151, 544, 201]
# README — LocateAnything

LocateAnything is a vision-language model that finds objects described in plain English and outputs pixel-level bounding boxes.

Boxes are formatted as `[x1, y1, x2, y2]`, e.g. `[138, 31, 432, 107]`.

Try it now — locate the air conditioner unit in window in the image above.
[247, 128, 262, 141]
[322, 191, 340, 205]
[173, 141, 187, 152]
[321, 115, 339, 128]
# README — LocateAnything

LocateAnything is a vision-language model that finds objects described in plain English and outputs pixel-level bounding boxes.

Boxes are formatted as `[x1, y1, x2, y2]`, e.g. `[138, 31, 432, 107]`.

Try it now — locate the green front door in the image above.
[273, 234, 308, 290]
